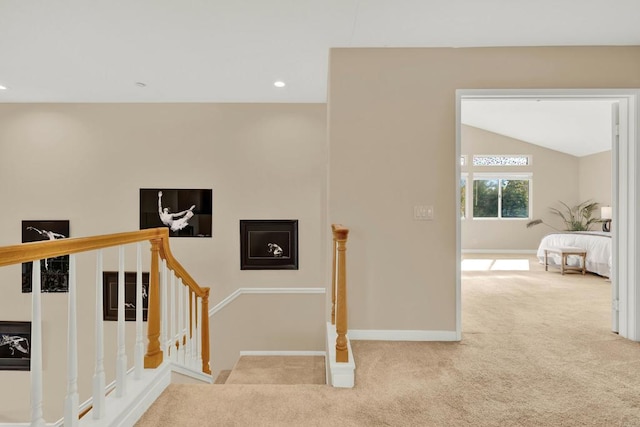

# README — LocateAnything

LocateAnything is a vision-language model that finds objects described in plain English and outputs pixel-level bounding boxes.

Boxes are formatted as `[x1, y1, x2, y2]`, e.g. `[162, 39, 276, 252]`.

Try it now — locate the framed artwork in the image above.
[240, 220, 298, 270]
[22, 220, 70, 293]
[140, 188, 213, 237]
[103, 272, 149, 321]
[0, 321, 31, 371]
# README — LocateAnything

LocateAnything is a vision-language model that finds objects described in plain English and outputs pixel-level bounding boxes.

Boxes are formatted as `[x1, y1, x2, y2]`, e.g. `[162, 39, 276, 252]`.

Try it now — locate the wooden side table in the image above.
[544, 246, 587, 275]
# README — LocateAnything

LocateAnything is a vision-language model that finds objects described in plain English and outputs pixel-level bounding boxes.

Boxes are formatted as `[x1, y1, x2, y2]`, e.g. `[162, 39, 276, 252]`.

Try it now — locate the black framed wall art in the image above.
[103, 272, 149, 321]
[140, 188, 212, 237]
[0, 321, 31, 371]
[21, 220, 70, 293]
[240, 220, 298, 270]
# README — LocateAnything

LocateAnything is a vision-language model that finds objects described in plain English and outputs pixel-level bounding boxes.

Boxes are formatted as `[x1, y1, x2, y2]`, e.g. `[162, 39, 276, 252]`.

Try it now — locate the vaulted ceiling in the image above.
[462, 99, 616, 157]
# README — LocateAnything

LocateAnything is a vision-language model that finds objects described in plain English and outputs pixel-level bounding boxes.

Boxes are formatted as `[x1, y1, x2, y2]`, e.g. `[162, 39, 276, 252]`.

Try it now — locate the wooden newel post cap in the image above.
[331, 224, 350, 240]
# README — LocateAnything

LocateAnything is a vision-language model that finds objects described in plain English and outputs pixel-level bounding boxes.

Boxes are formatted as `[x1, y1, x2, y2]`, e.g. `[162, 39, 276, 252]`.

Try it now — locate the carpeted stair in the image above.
[214, 355, 326, 385]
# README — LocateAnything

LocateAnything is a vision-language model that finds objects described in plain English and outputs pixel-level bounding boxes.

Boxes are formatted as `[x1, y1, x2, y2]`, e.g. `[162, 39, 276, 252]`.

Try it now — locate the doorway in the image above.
[455, 89, 640, 342]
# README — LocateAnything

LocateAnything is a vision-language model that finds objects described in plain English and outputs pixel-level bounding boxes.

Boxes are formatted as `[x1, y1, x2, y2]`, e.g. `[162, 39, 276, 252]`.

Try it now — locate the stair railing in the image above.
[331, 224, 349, 363]
[0, 227, 210, 426]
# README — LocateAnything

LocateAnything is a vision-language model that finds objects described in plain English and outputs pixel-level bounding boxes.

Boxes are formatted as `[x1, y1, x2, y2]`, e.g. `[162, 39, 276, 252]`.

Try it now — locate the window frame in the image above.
[472, 154, 532, 167]
[471, 172, 533, 220]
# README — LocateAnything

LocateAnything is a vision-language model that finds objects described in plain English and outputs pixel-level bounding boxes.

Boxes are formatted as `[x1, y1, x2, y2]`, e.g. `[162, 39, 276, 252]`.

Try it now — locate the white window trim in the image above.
[472, 173, 533, 220]
[472, 154, 532, 167]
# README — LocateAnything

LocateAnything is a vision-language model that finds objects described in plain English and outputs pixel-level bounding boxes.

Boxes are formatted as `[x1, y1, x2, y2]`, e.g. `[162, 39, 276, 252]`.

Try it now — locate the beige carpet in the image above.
[224, 356, 325, 385]
[137, 255, 640, 426]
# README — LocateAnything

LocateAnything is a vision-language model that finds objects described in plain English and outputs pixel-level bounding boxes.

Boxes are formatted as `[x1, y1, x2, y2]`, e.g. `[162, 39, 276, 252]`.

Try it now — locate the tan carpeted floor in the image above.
[136, 255, 640, 426]
[224, 356, 326, 385]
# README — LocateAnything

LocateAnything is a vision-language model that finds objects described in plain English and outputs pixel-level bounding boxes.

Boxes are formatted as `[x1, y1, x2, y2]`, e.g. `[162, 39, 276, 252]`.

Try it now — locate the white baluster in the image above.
[31, 260, 45, 427]
[184, 283, 191, 365]
[170, 273, 177, 363]
[177, 277, 185, 364]
[135, 243, 144, 379]
[93, 251, 105, 419]
[191, 290, 197, 368]
[64, 255, 79, 427]
[196, 295, 203, 369]
[161, 258, 168, 357]
[116, 246, 127, 397]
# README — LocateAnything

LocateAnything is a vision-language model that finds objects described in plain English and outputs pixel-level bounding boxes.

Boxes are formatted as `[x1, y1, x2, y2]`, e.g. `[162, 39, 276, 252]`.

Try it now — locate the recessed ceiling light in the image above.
[274, 81, 286, 88]
[0, 85, 7, 90]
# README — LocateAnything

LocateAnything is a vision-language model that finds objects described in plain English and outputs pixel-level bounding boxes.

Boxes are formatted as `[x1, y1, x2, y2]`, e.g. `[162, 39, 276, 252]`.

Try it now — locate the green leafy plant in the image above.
[526, 200, 601, 231]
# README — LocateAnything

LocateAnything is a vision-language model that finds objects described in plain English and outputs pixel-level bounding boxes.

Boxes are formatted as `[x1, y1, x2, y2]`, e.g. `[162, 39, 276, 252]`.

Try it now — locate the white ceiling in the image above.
[1, 0, 640, 103]
[462, 99, 616, 157]
[0, 1, 637, 156]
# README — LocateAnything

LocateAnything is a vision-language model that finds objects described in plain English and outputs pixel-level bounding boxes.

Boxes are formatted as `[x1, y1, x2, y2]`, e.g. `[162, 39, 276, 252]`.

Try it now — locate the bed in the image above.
[536, 231, 612, 277]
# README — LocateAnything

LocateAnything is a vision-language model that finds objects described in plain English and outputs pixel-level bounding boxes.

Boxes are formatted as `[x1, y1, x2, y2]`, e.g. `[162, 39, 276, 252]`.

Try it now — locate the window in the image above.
[473, 174, 531, 219]
[473, 155, 530, 166]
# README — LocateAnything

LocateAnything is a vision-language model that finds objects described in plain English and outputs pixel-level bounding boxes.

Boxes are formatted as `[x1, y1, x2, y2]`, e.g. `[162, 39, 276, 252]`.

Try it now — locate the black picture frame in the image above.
[22, 220, 70, 293]
[0, 321, 31, 371]
[103, 272, 149, 321]
[240, 220, 298, 270]
[140, 188, 213, 237]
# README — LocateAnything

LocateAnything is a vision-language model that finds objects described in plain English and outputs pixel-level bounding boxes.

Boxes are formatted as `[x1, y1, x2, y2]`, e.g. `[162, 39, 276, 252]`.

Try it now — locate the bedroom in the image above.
[460, 96, 615, 325]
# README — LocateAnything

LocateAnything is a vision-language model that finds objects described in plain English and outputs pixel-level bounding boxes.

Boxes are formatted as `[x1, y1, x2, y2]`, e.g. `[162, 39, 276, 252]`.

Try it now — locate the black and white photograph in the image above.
[103, 272, 150, 321]
[22, 220, 70, 293]
[240, 220, 299, 270]
[0, 321, 31, 371]
[140, 188, 213, 237]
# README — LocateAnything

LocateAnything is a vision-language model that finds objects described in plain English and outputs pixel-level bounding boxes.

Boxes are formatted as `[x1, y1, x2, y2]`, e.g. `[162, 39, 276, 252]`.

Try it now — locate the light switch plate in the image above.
[414, 205, 434, 220]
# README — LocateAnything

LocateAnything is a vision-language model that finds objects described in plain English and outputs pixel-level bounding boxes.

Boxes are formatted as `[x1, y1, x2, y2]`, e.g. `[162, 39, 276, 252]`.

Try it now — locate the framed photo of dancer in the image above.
[139, 188, 213, 237]
[0, 321, 31, 371]
[21, 220, 70, 293]
[102, 272, 149, 321]
[240, 220, 298, 270]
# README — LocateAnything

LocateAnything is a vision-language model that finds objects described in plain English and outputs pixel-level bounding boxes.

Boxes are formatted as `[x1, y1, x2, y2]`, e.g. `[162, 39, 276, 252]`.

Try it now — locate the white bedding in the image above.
[536, 231, 612, 277]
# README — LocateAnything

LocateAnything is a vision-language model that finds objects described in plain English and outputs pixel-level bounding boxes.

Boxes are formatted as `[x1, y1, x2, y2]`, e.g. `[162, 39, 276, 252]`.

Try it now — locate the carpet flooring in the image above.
[136, 255, 640, 426]
[223, 356, 326, 385]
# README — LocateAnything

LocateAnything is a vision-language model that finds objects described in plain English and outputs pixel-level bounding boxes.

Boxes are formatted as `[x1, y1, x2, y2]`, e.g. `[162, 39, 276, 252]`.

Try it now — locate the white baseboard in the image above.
[348, 329, 458, 341]
[210, 287, 326, 317]
[462, 249, 537, 254]
[239, 350, 326, 357]
[171, 363, 213, 383]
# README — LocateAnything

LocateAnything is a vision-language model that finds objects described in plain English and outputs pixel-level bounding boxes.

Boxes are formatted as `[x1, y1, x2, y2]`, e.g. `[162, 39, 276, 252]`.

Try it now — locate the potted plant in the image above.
[526, 200, 601, 231]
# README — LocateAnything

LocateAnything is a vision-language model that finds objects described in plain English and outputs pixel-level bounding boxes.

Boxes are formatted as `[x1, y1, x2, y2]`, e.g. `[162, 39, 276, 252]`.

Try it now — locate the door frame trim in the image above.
[455, 88, 640, 341]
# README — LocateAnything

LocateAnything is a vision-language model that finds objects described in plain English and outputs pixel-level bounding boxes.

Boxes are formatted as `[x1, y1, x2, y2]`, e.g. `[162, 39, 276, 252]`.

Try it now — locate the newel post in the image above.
[333, 225, 349, 363]
[201, 288, 211, 374]
[145, 238, 163, 368]
[331, 225, 338, 325]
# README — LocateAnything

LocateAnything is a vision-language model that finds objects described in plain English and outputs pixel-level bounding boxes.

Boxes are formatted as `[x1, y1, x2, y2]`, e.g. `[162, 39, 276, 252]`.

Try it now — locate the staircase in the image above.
[0, 224, 353, 426]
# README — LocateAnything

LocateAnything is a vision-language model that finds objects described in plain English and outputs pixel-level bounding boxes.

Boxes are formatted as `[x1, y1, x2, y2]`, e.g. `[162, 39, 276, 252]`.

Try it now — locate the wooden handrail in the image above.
[331, 224, 349, 363]
[0, 227, 211, 374]
[0, 228, 167, 267]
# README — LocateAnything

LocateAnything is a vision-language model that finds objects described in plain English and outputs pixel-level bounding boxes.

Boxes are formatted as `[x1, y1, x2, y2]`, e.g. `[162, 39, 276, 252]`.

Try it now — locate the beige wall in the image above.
[0, 104, 327, 422]
[460, 126, 613, 250]
[461, 125, 580, 250]
[579, 150, 612, 210]
[212, 292, 326, 370]
[328, 46, 640, 332]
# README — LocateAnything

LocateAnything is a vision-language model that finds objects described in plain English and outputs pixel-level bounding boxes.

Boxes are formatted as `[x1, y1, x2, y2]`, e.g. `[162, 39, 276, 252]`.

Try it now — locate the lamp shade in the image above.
[601, 206, 612, 220]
